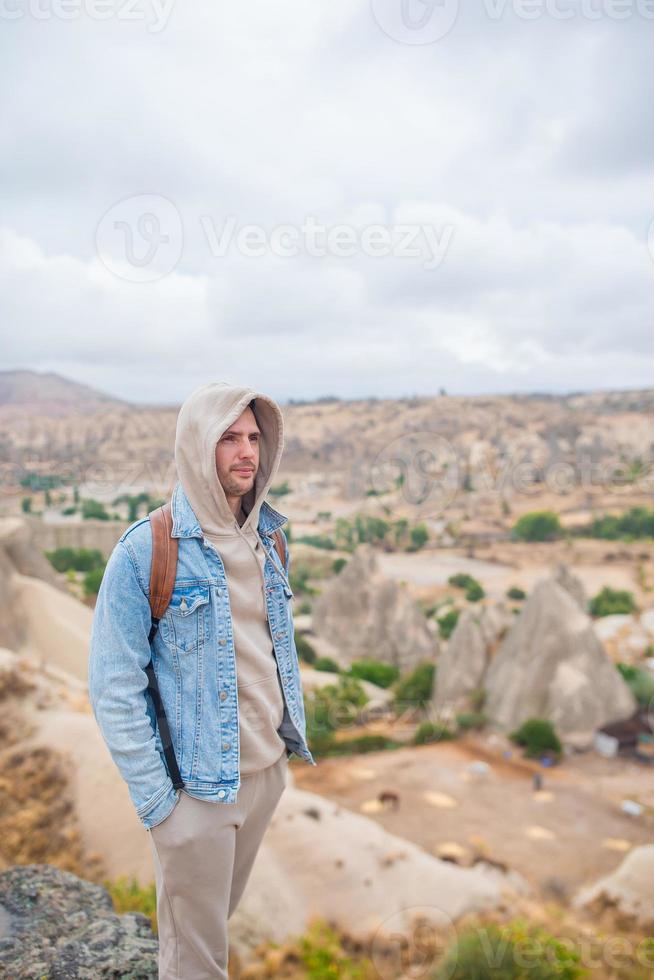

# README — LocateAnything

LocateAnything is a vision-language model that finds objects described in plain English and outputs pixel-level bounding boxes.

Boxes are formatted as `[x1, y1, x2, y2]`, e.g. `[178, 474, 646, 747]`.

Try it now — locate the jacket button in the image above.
[220, 691, 227, 701]
[218, 789, 226, 798]
[219, 638, 227, 646]
[222, 741, 230, 750]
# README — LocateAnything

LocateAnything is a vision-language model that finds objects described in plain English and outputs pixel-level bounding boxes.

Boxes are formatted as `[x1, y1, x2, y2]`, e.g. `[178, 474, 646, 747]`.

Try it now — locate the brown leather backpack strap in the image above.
[148, 501, 179, 620]
[272, 528, 286, 572]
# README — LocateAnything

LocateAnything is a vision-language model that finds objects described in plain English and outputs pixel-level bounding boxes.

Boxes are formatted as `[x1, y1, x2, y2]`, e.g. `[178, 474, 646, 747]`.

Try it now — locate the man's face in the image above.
[214, 406, 260, 501]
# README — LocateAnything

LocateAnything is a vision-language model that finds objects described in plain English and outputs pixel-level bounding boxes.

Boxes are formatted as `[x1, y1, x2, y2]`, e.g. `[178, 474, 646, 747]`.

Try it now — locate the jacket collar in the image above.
[170, 479, 288, 539]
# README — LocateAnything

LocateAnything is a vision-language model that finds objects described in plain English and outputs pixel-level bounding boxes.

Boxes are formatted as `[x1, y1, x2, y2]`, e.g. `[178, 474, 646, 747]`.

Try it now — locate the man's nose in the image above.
[237, 439, 256, 459]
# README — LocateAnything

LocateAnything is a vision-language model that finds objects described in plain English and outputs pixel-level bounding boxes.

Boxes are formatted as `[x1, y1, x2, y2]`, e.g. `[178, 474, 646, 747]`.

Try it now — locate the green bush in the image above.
[469, 687, 486, 712]
[456, 712, 487, 731]
[448, 572, 485, 602]
[437, 608, 460, 639]
[290, 563, 318, 596]
[295, 534, 336, 550]
[435, 918, 587, 979]
[506, 586, 526, 600]
[448, 572, 477, 590]
[81, 498, 110, 520]
[617, 663, 654, 708]
[305, 676, 369, 757]
[408, 522, 429, 551]
[393, 662, 436, 710]
[589, 586, 636, 617]
[46, 547, 104, 573]
[347, 659, 399, 689]
[332, 557, 348, 575]
[269, 480, 290, 496]
[583, 506, 654, 541]
[510, 718, 562, 760]
[104, 875, 158, 936]
[295, 633, 317, 664]
[512, 510, 562, 542]
[314, 656, 341, 673]
[83, 567, 106, 597]
[327, 734, 403, 755]
[413, 721, 455, 744]
[298, 918, 372, 978]
[465, 580, 485, 602]
[334, 514, 393, 551]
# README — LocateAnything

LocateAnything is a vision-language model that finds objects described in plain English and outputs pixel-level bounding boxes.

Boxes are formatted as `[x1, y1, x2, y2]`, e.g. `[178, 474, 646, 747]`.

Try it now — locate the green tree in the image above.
[81, 498, 110, 520]
[512, 510, 562, 542]
[589, 586, 636, 617]
[393, 662, 436, 711]
[510, 717, 562, 759]
[408, 522, 429, 551]
[437, 608, 460, 639]
[348, 659, 399, 689]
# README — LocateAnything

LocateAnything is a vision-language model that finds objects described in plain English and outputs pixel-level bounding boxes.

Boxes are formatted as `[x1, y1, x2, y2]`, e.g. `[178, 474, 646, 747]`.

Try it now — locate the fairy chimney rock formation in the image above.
[484, 575, 636, 744]
[432, 608, 488, 714]
[553, 562, 588, 611]
[311, 544, 438, 672]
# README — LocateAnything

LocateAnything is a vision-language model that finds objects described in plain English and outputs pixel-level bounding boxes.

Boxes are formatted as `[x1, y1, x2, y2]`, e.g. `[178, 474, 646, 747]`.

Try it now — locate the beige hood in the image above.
[174, 381, 284, 537]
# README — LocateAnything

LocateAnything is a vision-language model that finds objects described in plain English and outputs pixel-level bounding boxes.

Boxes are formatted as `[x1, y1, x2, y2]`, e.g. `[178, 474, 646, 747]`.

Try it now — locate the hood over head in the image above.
[174, 381, 284, 537]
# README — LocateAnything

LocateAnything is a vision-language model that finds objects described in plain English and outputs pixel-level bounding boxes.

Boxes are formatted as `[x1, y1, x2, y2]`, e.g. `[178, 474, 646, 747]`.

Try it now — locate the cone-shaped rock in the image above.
[484, 576, 636, 741]
[311, 544, 438, 672]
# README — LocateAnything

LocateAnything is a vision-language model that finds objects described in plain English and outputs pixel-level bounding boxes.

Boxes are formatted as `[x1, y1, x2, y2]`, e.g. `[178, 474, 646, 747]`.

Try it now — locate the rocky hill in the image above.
[0, 369, 125, 411]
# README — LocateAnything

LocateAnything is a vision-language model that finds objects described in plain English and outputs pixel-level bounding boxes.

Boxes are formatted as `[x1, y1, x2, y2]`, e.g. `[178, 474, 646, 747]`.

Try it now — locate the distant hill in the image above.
[0, 370, 126, 411]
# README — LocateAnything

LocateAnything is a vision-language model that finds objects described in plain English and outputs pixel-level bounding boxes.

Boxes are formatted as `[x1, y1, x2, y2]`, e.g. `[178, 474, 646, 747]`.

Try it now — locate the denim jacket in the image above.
[88, 479, 316, 830]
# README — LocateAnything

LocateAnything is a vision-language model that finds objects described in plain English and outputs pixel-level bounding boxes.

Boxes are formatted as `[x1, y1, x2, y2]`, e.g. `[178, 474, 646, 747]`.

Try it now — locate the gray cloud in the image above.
[1, 2, 652, 400]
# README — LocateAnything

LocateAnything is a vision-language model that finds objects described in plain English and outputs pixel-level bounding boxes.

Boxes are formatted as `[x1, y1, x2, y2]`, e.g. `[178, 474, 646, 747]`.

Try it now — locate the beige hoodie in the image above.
[174, 381, 287, 774]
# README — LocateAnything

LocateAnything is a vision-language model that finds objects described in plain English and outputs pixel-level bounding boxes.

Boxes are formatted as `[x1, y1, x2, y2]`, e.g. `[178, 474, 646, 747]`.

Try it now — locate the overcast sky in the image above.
[1, 1, 653, 404]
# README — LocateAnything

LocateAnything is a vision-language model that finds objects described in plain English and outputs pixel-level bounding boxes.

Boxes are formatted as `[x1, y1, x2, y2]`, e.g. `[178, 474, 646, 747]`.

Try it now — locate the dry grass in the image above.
[0, 743, 106, 882]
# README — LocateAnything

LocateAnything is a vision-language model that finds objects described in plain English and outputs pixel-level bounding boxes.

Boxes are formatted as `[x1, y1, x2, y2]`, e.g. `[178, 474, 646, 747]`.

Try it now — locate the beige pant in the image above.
[148, 751, 288, 979]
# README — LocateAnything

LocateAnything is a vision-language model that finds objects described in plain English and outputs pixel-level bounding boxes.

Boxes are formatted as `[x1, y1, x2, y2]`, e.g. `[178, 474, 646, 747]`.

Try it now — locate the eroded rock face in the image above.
[552, 562, 588, 611]
[484, 576, 637, 742]
[0, 864, 158, 978]
[573, 845, 654, 930]
[311, 544, 438, 672]
[0, 518, 64, 654]
[432, 609, 488, 713]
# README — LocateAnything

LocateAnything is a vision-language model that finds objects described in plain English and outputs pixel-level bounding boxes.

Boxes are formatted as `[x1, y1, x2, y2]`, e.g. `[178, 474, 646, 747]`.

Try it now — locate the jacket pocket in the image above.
[160, 584, 211, 655]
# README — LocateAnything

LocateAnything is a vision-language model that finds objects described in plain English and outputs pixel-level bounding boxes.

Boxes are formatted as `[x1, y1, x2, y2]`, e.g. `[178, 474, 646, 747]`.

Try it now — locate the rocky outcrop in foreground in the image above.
[572, 845, 654, 930]
[0, 864, 157, 979]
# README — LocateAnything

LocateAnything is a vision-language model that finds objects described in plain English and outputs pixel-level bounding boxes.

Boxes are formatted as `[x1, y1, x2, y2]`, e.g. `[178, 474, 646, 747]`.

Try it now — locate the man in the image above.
[88, 381, 315, 979]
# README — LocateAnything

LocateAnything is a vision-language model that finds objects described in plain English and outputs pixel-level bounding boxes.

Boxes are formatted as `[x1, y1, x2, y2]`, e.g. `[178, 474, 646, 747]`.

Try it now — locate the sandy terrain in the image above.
[292, 736, 654, 900]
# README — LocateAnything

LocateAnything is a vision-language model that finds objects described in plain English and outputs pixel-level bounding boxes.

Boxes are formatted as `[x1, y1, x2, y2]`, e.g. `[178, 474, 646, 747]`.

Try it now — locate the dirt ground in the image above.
[291, 735, 654, 902]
